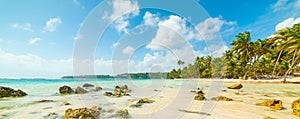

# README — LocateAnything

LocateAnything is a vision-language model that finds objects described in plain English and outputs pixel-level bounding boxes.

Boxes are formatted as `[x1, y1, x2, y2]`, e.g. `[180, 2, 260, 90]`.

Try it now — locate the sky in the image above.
[0, 0, 299, 78]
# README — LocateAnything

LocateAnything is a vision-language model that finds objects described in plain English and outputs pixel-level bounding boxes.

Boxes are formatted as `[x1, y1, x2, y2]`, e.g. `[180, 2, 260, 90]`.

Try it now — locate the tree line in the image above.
[167, 23, 300, 82]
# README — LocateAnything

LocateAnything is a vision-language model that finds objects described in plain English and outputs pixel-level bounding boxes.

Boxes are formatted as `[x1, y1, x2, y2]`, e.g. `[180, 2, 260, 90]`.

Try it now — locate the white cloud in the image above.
[122, 46, 135, 55]
[72, 0, 84, 9]
[103, 0, 139, 33]
[271, 0, 288, 12]
[112, 42, 120, 48]
[275, 17, 300, 30]
[29, 37, 42, 45]
[10, 23, 34, 32]
[0, 48, 73, 78]
[194, 16, 236, 40]
[73, 33, 83, 40]
[271, 0, 300, 12]
[43, 17, 62, 33]
[143, 12, 160, 27]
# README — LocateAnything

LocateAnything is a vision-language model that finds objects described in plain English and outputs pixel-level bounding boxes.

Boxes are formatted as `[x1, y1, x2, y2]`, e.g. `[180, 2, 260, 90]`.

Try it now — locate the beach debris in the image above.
[213, 96, 233, 101]
[194, 89, 205, 101]
[227, 83, 243, 89]
[178, 109, 211, 116]
[292, 98, 300, 117]
[82, 83, 94, 88]
[0, 86, 27, 98]
[104, 92, 113, 96]
[113, 108, 130, 119]
[75, 86, 88, 94]
[95, 86, 102, 91]
[35, 99, 55, 103]
[256, 99, 283, 110]
[63, 106, 100, 119]
[59, 85, 74, 94]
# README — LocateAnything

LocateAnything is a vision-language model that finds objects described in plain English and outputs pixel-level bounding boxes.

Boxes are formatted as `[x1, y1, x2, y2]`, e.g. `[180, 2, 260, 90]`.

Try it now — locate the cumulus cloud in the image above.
[43, 17, 62, 33]
[143, 12, 160, 27]
[103, 0, 139, 33]
[194, 16, 236, 40]
[10, 23, 34, 32]
[275, 17, 300, 30]
[122, 46, 135, 55]
[29, 37, 42, 45]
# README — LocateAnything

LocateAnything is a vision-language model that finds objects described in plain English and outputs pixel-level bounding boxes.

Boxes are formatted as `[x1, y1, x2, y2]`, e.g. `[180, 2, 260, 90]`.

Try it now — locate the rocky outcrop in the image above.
[228, 84, 243, 89]
[194, 90, 205, 101]
[114, 89, 121, 97]
[63, 106, 101, 119]
[83, 83, 94, 88]
[0, 86, 27, 98]
[256, 99, 283, 110]
[292, 98, 300, 117]
[213, 96, 233, 101]
[114, 108, 130, 119]
[75, 86, 88, 94]
[59, 85, 74, 94]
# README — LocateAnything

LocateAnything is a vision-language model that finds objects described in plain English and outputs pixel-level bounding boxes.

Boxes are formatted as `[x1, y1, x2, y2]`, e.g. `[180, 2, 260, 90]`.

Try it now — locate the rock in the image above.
[128, 100, 142, 107]
[64, 107, 100, 119]
[194, 89, 205, 101]
[44, 112, 58, 118]
[95, 86, 102, 91]
[213, 96, 233, 101]
[138, 98, 154, 103]
[82, 83, 94, 88]
[36, 100, 54, 103]
[114, 89, 121, 97]
[228, 83, 243, 89]
[115, 85, 120, 89]
[104, 92, 113, 96]
[0, 86, 27, 98]
[63, 101, 71, 105]
[256, 99, 283, 110]
[75, 86, 88, 94]
[114, 108, 130, 119]
[292, 98, 300, 117]
[59, 85, 74, 94]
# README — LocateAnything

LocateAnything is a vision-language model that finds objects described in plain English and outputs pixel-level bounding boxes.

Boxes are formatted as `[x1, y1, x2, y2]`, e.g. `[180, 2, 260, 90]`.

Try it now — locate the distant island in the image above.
[61, 72, 169, 79]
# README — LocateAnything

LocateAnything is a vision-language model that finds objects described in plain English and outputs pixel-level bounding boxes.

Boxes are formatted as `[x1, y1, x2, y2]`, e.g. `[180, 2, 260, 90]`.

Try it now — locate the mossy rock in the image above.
[228, 84, 243, 89]
[292, 98, 300, 117]
[63, 107, 100, 119]
[214, 96, 233, 101]
[256, 99, 283, 110]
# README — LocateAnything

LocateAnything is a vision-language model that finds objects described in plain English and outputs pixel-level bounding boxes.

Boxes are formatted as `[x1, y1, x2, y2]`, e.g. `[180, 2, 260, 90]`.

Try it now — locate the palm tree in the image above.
[280, 23, 300, 82]
[230, 32, 252, 80]
[177, 60, 185, 69]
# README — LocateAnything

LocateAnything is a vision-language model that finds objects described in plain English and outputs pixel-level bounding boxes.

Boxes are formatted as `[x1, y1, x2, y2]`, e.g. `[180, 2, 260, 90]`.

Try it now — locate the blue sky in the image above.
[0, 0, 299, 78]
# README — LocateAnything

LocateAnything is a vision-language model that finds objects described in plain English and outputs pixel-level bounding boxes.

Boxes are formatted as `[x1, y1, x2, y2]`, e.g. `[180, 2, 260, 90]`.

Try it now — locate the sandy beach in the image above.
[1, 79, 300, 119]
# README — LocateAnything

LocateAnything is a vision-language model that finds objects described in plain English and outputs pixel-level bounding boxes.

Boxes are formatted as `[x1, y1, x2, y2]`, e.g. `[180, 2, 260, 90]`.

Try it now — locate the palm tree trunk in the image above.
[283, 50, 299, 83]
[272, 49, 283, 77]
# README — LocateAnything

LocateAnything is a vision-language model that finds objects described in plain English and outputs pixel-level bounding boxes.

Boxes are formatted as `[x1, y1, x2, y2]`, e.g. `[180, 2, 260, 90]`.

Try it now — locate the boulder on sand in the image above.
[138, 98, 154, 103]
[228, 83, 243, 89]
[256, 99, 283, 110]
[0, 86, 27, 98]
[63, 106, 100, 119]
[104, 92, 113, 96]
[75, 86, 88, 94]
[59, 85, 74, 94]
[194, 90, 205, 101]
[292, 98, 300, 117]
[82, 83, 94, 88]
